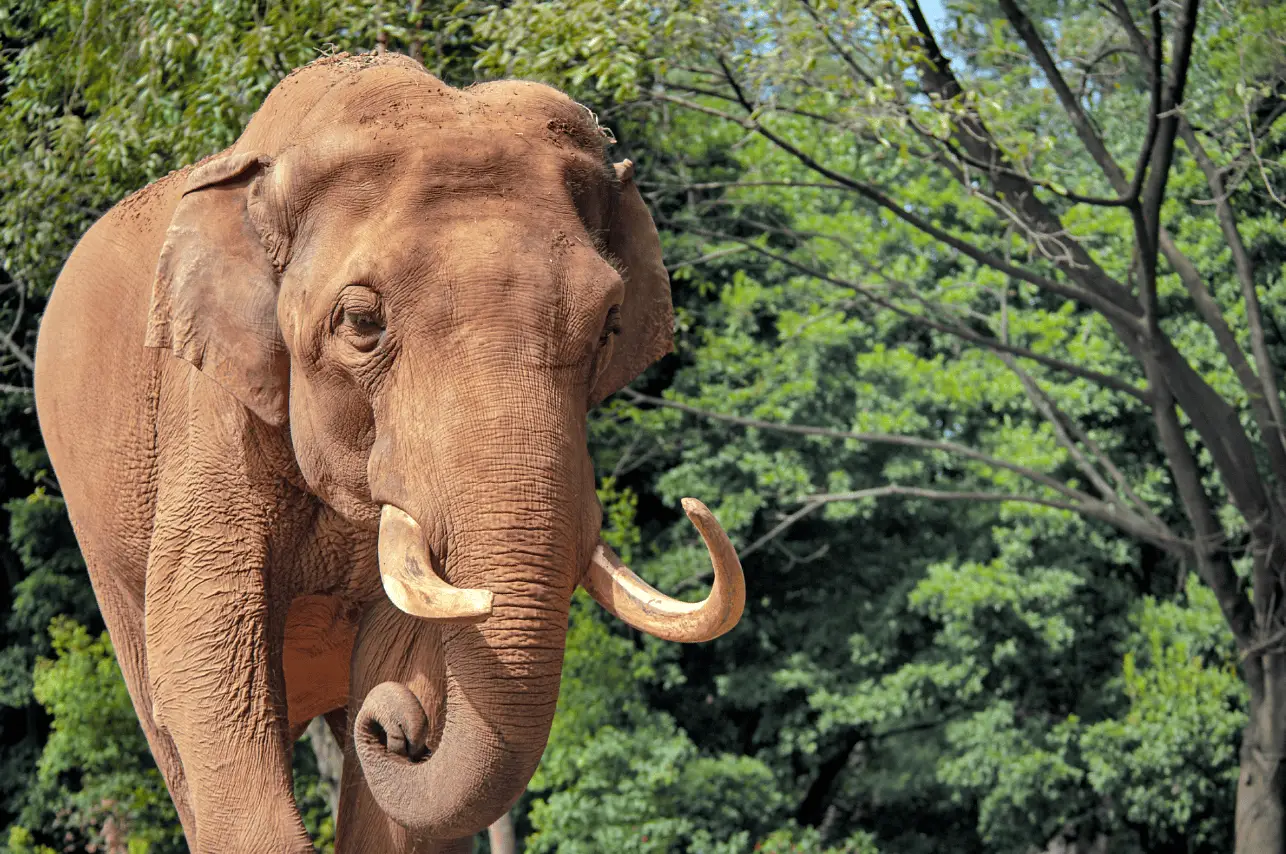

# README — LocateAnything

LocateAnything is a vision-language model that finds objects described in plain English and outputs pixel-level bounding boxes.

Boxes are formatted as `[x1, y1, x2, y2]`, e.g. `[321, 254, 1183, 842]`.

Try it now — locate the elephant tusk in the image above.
[582, 498, 745, 643]
[378, 505, 494, 622]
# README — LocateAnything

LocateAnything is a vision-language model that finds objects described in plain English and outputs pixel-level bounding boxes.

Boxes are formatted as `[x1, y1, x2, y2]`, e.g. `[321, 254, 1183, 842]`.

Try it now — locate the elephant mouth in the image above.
[375, 498, 746, 642]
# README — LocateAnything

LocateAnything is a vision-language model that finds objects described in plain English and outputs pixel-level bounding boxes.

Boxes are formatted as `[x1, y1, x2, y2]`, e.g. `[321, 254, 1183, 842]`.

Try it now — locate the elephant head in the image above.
[142, 53, 743, 838]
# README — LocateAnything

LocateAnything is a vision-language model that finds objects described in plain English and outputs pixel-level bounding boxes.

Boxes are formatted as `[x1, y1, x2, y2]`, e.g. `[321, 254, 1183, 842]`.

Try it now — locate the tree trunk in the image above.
[1237, 653, 1286, 853]
[305, 715, 345, 821]
[1041, 829, 1108, 854]
[487, 810, 518, 854]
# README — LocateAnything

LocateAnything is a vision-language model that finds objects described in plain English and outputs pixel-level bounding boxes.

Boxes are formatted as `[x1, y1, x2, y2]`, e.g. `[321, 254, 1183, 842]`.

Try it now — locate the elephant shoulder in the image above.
[51, 164, 196, 321]
[101, 162, 198, 254]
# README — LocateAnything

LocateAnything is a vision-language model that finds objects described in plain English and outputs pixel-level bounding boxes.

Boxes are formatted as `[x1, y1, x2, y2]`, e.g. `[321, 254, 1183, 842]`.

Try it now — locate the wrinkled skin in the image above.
[34, 53, 741, 853]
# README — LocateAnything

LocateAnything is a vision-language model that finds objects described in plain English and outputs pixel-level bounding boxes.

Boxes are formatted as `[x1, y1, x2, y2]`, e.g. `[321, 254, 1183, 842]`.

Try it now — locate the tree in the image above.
[477, 0, 1286, 850]
[7, 618, 182, 853]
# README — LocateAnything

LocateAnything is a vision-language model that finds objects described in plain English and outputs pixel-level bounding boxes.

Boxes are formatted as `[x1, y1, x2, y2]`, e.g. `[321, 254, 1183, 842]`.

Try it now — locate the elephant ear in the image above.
[145, 151, 289, 426]
[591, 159, 674, 406]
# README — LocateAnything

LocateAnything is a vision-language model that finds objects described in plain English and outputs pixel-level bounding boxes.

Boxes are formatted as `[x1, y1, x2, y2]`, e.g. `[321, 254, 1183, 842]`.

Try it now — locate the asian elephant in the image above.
[33, 51, 744, 854]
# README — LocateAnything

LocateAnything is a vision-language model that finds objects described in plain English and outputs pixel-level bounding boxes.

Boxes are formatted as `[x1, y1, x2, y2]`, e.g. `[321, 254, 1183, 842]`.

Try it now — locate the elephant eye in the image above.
[333, 288, 386, 352]
[598, 305, 622, 348]
[342, 309, 384, 336]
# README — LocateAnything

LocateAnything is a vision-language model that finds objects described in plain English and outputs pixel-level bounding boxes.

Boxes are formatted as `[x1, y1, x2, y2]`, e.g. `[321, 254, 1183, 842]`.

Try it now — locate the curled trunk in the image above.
[354, 519, 574, 838]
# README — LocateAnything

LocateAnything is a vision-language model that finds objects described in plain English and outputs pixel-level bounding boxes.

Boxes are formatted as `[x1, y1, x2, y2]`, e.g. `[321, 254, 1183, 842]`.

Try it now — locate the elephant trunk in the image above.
[356, 420, 584, 839]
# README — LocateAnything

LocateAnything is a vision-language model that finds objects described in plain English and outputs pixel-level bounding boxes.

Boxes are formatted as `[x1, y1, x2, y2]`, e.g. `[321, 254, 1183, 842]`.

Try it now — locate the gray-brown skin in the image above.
[34, 53, 681, 853]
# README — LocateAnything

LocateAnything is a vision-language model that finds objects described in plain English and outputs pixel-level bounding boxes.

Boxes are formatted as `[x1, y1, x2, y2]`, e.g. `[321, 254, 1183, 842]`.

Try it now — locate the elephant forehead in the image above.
[277, 127, 609, 220]
[286, 67, 606, 161]
[238, 51, 610, 167]
[370, 209, 619, 319]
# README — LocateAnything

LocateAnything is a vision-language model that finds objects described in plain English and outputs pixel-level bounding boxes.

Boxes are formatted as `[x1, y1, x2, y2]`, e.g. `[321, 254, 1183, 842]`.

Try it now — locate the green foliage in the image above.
[529, 492, 794, 852]
[755, 825, 881, 854]
[0, 0, 482, 304]
[1079, 577, 1245, 847]
[934, 576, 1244, 852]
[479, 0, 1286, 850]
[292, 738, 338, 854]
[7, 618, 180, 854]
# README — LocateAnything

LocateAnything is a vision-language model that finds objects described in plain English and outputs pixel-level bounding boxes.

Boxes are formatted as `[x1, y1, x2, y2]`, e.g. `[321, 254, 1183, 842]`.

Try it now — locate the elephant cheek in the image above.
[289, 376, 378, 528]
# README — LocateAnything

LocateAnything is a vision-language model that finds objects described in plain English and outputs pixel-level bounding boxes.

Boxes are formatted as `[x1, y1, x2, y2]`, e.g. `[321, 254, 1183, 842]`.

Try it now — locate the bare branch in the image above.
[1007, 359, 1129, 501]
[998, 0, 1154, 202]
[1004, 355, 1177, 537]
[667, 81, 854, 130]
[621, 388, 1109, 508]
[925, 133, 1136, 207]
[677, 224, 1152, 401]
[741, 497, 831, 559]
[0, 328, 33, 373]
[642, 180, 848, 192]
[1178, 119, 1286, 473]
[741, 479, 1184, 561]
[652, 92, 1146, 331]
[667, 246, 749, 274]
[802, 485, 1186, 553]
[809, 485, 1089, 516]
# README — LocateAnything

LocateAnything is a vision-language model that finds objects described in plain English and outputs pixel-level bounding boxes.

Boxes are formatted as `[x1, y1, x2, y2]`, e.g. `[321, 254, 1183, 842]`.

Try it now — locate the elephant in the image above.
[33, 51, 744, 853]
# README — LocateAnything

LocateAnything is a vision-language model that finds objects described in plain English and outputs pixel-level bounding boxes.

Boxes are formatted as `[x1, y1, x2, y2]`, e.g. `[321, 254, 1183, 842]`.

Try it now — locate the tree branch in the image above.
[742, 479, 1186, 560]
[1005, 356, 1169, 536]
[1147, 363, 1255, 649]
[651, 92, 1146, 331]
[1024, 364, 1167, 530]
[998, 0, 1155, 202]
[1133, 0, 1200, 341]
[795, 0, 878, 87]
[1105, 3, 1286, 487]
[643, 180, 849, 192]
[0, 328, 33, 373]
[621, 389, 1119, 510]
[1178, 119, 1286, 472]
[666, 246, 749, 274]
[881, 3, 1149, 331]
[679, 224, 1151, 401]
[891, 0, 1281, 543]
[741, 497, 833, 559]
[802, 486, 1186, 552]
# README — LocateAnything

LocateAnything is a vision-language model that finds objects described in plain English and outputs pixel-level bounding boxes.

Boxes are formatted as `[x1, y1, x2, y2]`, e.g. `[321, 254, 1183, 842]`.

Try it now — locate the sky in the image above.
[919, 0, 949, 28]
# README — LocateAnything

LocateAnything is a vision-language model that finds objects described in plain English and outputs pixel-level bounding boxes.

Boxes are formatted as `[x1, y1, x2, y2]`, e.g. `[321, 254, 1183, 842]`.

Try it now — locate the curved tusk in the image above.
[378, 505, 494, 622]
[582, 498, 745, 643]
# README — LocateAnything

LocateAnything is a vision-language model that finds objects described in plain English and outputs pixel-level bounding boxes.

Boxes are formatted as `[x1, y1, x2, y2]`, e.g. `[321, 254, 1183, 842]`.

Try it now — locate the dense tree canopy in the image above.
[473, 0, 1286, 849]
[3, 1, 1284, 852]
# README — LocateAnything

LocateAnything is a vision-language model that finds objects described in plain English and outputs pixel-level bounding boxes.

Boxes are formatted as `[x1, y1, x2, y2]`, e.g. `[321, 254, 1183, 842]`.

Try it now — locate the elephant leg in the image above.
[137, 375, 320, 853]
[87, 563, 197, 839]
[145, 529, 312, 853]
[335, 598, 453, 854]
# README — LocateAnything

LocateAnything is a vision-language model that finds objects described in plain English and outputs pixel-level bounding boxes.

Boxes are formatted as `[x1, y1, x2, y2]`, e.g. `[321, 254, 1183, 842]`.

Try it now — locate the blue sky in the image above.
[919, 0, 949, 28]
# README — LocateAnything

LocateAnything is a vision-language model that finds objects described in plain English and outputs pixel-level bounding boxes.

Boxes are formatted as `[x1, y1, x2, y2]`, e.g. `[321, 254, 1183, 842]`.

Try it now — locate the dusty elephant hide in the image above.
[34, 51, 743, 854]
